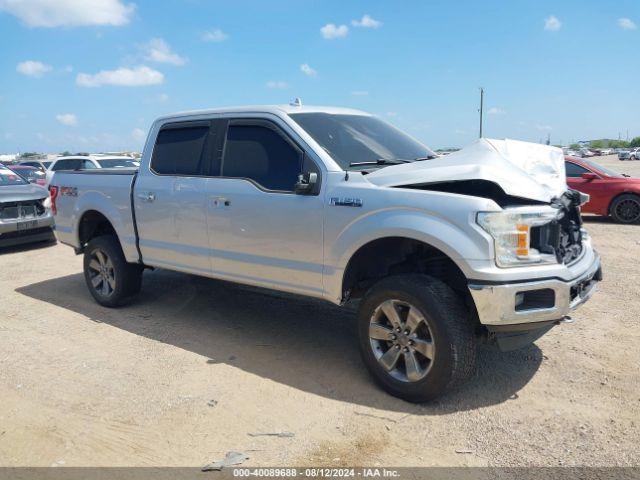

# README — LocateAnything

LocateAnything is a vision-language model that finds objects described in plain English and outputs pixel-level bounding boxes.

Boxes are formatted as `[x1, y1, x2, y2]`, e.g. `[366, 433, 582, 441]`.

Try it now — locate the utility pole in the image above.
[478, 87, 484, 138]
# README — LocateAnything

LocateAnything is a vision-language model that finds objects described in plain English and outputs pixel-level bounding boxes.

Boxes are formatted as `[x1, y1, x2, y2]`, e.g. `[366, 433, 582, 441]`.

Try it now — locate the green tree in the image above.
[608, 140, 629, 148]
[590, 140, 604, 148]
[629, 137, 640, 148]
[569, 143, 580, 150]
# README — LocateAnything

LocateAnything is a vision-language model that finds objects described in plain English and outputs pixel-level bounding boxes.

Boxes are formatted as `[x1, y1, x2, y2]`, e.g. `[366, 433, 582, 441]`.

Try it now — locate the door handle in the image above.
[137, 192, 156, 202]
[211, 196, 231, 207]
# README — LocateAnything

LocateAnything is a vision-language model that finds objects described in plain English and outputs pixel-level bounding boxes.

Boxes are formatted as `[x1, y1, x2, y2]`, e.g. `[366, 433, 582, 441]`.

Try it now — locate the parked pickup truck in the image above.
[50, 105, 602, 402]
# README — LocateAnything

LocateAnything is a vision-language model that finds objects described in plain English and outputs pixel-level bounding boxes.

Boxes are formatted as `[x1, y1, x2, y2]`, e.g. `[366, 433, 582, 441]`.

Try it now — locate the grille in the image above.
[0, 200, 45, 220]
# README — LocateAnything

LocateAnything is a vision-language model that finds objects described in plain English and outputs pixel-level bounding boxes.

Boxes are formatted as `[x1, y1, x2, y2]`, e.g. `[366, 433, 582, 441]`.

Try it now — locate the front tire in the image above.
[83, 235, 143, 307]
[610, 194, 640, 224]
[357, 274, 476, 402]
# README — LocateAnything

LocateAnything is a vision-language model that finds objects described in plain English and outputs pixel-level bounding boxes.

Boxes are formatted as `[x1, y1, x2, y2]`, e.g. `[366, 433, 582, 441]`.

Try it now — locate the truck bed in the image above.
[50, 169, 141, 263]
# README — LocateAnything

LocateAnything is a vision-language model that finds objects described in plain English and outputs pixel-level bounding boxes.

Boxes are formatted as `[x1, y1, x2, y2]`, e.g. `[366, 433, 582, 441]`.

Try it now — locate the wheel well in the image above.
[342, 237, 479, 323]
[78, 210, 117, 249]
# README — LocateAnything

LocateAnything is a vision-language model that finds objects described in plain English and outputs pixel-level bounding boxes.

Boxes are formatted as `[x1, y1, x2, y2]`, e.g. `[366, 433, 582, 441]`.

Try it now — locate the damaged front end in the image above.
[396, 179, 587, 268]
[533, 189, 586, 265]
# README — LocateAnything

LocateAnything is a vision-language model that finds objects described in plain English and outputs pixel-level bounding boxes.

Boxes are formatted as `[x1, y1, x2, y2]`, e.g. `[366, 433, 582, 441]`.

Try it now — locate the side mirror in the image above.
[295, 172, 318, 194]
[581, 172, 598, 180]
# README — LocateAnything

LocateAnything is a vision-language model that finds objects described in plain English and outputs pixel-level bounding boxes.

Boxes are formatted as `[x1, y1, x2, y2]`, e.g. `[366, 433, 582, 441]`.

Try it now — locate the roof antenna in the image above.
[290, 97, 303, 107]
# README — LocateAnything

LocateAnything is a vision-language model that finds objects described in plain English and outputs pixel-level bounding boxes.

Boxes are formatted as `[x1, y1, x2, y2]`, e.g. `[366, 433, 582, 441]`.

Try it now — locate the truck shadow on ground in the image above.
[17, 269, 543, 414]
[0, 238, 56, 255]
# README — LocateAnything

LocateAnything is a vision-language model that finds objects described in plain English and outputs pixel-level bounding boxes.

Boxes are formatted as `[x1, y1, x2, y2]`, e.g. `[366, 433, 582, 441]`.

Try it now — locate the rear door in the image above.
[205, 118, 325, 296]
[135, 121, 214, 273]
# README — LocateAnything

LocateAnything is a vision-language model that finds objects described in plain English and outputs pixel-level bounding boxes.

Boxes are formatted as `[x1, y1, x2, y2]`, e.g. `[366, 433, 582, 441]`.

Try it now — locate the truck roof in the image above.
[154, 104, 371, 123]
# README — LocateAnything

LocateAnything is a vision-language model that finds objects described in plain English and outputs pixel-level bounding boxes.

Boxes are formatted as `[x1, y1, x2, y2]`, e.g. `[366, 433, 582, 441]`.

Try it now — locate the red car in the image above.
[7, 165, 46, 187]
[565, 156, 640, 223]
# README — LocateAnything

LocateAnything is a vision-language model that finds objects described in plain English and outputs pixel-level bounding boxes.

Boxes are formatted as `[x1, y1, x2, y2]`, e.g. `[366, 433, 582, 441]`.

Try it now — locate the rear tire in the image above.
[610, 194, 640, 224]
[83, 235, 143, 307]
[357, 274, 476, 402]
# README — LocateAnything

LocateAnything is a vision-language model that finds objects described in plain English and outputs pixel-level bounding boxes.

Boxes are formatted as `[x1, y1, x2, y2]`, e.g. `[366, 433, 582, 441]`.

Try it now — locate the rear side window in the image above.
[51, 159, 83, 171]
[222, 125, 301, 191]
[82, 160, 98, 169]
[565, 162, 589, 178]
[151, 124, 209, 175]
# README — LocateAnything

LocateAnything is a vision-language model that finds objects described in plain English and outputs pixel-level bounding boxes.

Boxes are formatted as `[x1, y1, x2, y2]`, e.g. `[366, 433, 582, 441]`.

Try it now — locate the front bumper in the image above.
[468, 251, 602, 327]
[0, 213, 54, 247]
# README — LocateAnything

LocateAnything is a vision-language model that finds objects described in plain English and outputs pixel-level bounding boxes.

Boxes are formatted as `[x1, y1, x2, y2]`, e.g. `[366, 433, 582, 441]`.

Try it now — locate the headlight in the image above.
[477, 208, 561, 268]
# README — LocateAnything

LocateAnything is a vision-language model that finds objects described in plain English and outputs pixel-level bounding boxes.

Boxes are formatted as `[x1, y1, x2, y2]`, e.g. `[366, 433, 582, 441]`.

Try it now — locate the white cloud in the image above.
[201, 28, 229, 42]
[16, 60, 52, 77]
[535, 124, 552, 131]
[487, 107, 506, 115]
[320, 23, 348, 39]
[351, 14, 382, 29]
[618, 18, 637, 30]
[157, 93, 169, 102]
[131, 128, 146, 142]
[56, 113, 77, 126]
[142, 38, 187, 66]
[544, 15, 561, 31]
[266, 81, 288, 89]
[351, 90, 369, 96]
[0, 0, 135, 28]
[300, 63, 317, 77]
[76, 66, 164, 87]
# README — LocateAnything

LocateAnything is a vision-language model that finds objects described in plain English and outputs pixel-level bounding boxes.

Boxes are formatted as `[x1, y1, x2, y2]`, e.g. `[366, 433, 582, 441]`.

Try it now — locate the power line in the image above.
[478, 87, 484, 138]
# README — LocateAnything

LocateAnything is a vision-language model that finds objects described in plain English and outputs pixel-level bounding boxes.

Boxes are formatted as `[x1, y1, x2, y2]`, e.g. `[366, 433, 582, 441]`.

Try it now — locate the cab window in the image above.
[151, 123, 210, 176]
[51, 159, 83, 171]
[222, 124, 301, 192]
[565, 162, 589, 178]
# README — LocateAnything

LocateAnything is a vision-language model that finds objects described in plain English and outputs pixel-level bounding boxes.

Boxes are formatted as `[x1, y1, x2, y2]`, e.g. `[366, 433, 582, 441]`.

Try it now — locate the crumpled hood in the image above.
[366, 138, 567, 203]
[0, 183, 49, 203]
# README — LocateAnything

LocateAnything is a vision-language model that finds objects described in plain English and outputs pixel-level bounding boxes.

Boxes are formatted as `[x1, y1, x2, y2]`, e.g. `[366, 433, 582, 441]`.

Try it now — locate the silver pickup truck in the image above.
[50, 105, 602, 402]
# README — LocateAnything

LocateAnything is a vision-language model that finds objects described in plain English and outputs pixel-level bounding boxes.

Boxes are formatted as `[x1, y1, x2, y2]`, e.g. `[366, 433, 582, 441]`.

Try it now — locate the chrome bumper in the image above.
[468, 253, 602, 327]
[0, 213, 54, 234]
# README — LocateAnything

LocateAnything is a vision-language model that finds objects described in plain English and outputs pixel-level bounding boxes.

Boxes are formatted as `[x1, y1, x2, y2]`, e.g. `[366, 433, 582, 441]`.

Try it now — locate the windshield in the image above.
[96, 159, 139, 168]
[17, 169, 45, 180]
[42, 161, 52, 168]
[0, 167, 28, 186]
[583, 159, 624, 177]
[289, 113, 435, 170]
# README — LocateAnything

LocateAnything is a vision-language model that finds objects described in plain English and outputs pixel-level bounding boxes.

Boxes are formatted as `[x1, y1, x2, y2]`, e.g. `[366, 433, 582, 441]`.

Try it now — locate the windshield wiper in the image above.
[349, 158, 410, 167]
[414, 155, 438, 161]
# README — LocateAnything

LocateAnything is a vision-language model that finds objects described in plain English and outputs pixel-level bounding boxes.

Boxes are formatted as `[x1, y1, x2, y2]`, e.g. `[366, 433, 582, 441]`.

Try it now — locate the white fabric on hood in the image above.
[366, 138, 567, 203]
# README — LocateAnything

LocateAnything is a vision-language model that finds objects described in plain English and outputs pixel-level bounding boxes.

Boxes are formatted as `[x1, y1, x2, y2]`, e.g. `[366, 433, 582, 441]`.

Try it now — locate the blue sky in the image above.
[1, 0, 639, 153]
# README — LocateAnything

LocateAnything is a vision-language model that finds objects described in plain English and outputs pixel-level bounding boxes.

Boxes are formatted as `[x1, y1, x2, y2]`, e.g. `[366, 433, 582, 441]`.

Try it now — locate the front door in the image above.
[565, 161, 608, 215]
[206, 119, 325, 297]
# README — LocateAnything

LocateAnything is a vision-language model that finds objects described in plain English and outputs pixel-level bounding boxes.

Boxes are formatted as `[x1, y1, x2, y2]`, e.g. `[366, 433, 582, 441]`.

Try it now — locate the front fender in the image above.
[323, 208, 490, 303]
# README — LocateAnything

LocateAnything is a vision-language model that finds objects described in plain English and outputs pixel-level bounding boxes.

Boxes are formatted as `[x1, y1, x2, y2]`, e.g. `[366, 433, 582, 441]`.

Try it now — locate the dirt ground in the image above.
[1, 155, 639, 468]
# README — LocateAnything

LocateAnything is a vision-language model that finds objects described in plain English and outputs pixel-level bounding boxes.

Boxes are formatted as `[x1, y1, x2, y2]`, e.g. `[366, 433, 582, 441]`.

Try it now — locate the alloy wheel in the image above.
[368, 299, 436, 382]
[88, 248, 116, 297]
[616, 198, 640, 223]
